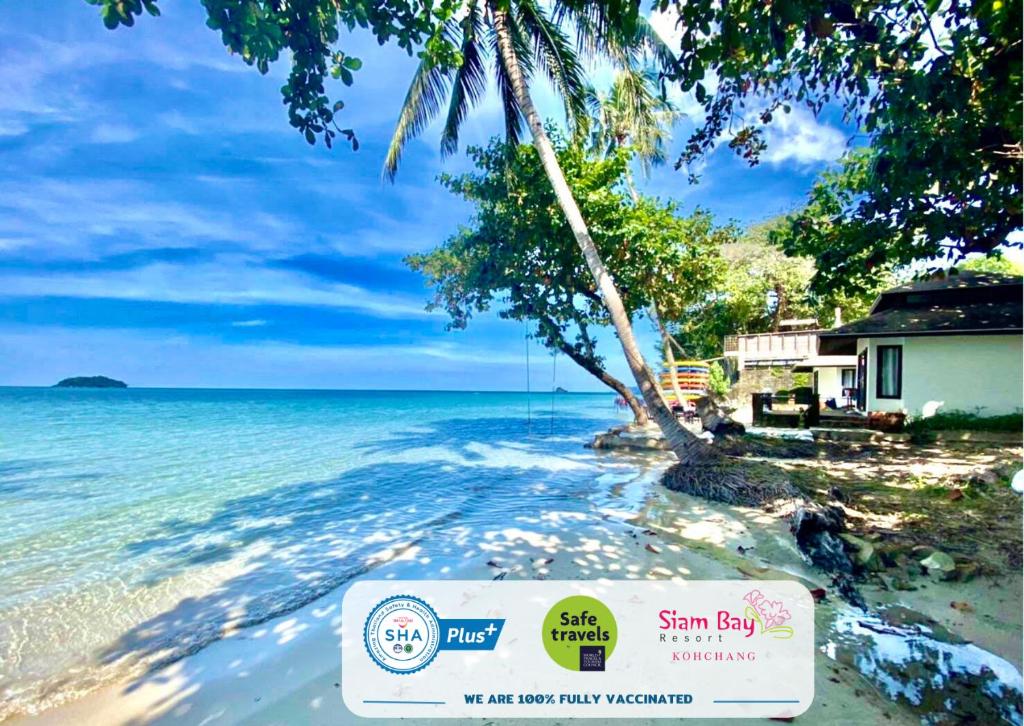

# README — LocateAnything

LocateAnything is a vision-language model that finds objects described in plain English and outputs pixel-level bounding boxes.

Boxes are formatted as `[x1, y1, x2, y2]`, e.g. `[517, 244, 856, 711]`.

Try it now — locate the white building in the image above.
[817, 272, 1023, 418]
[792, 356, 858, 407]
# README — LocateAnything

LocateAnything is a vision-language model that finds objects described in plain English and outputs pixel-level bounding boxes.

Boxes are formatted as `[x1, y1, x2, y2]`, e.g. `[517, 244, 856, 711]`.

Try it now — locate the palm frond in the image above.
[554, 1, 628, 66]
[515, 0, 589, 134]
[383, 20, 458, 181]
[632, 14, 683, 79]
[489, 14, 534, 148]
[440, 2, 488, 158]
[590, 66, 682, 178]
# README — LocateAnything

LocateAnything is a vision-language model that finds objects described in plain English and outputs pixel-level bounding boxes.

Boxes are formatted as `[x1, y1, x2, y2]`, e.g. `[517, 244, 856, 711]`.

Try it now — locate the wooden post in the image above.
[805, 394, 820, 428]
[752, 393, 767, 426]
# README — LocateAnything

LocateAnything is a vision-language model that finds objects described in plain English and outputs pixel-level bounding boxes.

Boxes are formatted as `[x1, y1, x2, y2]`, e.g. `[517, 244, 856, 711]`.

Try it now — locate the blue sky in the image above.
[0, 2, 855, 390]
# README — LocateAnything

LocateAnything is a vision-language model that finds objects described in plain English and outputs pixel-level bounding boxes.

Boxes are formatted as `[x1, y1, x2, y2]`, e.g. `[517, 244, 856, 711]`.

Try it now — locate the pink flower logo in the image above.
[743, 590, 794, 638]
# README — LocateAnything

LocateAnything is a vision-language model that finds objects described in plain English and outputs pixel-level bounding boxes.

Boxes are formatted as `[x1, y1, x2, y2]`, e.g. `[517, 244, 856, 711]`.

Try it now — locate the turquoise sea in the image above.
[0, 387, 651, 718]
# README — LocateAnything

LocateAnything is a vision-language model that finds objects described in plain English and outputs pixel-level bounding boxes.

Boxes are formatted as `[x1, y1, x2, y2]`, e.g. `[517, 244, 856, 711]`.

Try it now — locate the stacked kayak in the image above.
[660, 360, 709, 405]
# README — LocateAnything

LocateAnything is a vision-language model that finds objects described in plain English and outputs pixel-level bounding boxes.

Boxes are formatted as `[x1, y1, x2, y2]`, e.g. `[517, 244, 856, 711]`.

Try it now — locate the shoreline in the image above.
[7, 447, 1022, 725]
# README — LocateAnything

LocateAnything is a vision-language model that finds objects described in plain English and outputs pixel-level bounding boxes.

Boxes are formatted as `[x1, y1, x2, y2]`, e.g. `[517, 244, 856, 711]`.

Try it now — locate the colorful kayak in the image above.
[660, 359, 709, 403]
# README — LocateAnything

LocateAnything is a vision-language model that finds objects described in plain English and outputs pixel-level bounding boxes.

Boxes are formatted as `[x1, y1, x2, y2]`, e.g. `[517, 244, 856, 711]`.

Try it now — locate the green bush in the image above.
[905, 410, 1023, 434]
[707, 361, 730, 398]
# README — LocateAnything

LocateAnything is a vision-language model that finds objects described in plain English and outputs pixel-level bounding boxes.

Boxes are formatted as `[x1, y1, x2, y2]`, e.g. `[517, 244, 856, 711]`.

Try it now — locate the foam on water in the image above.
[0, 388, 647, 718]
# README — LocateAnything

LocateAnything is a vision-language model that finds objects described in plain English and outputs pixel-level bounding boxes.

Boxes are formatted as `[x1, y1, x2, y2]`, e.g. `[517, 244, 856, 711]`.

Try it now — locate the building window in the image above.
[841, 368, 855, 389]
[876, 345, 902, 399]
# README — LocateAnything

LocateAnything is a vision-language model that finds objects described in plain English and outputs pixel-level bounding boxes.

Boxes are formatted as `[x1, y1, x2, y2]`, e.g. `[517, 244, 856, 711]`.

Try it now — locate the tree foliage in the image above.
[86, 0, 460, 149]
[672, 217, 892, 359]
[406, 137, 731, 389]
[957, 254, 1024, 276]
[658, 0, 1022, 288]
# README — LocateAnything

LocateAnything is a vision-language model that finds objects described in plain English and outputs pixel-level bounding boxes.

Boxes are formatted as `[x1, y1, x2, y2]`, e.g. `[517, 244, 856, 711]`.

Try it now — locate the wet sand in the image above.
[9, 456, 1022, 725]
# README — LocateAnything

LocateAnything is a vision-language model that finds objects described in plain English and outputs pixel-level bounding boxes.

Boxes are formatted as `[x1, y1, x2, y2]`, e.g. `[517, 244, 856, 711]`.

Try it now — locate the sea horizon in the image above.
[0, 384, 613, 394]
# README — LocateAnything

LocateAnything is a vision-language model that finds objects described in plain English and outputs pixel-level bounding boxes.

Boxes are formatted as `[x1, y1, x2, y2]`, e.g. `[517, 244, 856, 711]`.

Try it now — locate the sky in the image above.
[0, 1, 858, 390]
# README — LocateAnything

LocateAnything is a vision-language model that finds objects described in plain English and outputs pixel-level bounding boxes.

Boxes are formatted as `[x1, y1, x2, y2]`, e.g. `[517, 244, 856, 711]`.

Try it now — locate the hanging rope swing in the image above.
[525, 327, 532, 435]
[550, 350, 557, 435]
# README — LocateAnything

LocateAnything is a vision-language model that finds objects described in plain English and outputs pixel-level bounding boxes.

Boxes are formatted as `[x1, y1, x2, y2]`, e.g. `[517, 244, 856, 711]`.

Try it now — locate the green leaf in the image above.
[342, 56, 363, 70]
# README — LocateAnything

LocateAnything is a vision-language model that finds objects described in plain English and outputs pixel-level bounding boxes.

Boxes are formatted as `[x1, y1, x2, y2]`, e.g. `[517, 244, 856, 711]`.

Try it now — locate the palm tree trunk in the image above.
[490, 7, 710, 464]
[650, 305, 687, 412]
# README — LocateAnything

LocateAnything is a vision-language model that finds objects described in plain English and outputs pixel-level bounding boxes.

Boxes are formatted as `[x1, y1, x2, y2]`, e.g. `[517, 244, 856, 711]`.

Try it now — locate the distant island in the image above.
[554, 386, 569, 393]
[54, 376, 127, 388]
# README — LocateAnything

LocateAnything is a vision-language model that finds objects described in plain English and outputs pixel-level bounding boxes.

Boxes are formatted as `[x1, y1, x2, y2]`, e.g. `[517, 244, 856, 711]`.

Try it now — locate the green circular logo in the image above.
[542, 595, 617, 671]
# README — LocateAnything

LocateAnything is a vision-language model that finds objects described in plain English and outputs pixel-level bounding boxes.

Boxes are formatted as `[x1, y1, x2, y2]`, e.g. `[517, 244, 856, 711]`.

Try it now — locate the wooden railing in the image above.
[723, 330, 824, 363]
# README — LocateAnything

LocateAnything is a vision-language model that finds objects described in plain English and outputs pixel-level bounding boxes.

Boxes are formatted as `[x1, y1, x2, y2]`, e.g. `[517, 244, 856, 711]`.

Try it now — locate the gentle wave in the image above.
[0, 388, 646, 719]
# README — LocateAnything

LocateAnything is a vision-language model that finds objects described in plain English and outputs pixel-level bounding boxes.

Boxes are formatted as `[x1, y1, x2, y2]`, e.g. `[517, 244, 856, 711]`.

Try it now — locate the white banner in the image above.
[341, 580, 814, 719]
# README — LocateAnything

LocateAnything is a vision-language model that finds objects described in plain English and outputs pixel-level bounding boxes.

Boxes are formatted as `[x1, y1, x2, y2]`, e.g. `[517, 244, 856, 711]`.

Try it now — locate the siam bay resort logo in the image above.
[741, 588, 794, 638]
[657, 589, 795, 663]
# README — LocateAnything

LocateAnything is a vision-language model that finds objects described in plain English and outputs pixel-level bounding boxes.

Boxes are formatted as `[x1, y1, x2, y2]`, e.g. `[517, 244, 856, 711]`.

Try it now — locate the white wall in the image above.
[858, 334, 1023, 417]
[813, 367, 850, 405]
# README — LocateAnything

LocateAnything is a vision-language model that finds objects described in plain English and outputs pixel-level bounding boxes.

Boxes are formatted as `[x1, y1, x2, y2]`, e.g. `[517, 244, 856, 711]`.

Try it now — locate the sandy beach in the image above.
[10, 444, 1022, 726]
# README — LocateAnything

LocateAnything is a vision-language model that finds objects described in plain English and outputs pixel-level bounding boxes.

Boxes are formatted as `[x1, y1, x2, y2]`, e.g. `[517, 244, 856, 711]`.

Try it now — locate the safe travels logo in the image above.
[542, 594, 618, 671]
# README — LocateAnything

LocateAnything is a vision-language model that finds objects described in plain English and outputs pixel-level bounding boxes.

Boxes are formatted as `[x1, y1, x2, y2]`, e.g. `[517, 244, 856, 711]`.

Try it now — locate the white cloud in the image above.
[0, 177, 295, 257]
[231, 319, 267, 327]
[0, 119, 28, 137]
[90, 123, 140, 144]
[762, 108, 847, 166]
[0, 256, 433, 319]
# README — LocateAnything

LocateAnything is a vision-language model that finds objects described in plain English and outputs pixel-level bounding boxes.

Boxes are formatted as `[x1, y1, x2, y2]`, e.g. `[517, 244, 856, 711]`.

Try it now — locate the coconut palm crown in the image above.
[383, 0, 674, 181]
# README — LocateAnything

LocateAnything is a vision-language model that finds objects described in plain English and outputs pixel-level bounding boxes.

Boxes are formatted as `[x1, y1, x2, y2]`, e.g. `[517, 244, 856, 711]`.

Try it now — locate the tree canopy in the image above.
[90, 0, 1022, 285]
[658, 0, 1021, 288]
[407, 137, 731, 407]
[87, 0, 460, 149]
[672, 217, 892, 359]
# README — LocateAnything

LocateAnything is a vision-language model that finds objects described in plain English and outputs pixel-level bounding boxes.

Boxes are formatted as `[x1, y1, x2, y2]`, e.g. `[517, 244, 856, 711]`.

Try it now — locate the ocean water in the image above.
[0, 387, 655, 718]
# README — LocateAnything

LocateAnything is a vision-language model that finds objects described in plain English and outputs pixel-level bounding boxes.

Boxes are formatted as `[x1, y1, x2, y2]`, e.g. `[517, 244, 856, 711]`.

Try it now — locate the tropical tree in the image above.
[957, 255, 1024, 276]
[586, 68, 682, 202]
[383, 1, 714, 462]
[658, 0, 1022, 290]
[586, 68, 690, 406]
[674, 217, 894, 360]
[407, 138, 729, 425]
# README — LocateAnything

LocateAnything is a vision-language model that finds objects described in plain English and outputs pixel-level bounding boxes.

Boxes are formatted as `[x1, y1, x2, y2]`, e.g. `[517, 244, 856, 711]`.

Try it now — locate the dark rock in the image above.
[827, 486, 848, 502]
[832, 574, 868, 609]
[791, 504, 860, 595]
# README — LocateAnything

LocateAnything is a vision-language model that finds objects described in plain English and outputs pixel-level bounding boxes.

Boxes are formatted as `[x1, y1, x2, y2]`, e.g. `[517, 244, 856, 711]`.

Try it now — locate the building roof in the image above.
[819, 273, 1023, 355]
[792, 355, 857, 372]
[872, 271, 1020, 299]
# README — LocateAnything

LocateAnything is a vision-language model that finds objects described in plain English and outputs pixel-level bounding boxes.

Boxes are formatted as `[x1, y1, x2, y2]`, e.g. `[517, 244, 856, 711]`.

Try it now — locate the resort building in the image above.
[792, 355, 858, 407]
[816, 272, 1023, 418]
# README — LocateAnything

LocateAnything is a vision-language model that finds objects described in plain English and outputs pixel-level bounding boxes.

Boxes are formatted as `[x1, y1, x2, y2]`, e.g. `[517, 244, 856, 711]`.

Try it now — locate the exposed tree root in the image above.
[662, 455, 798, 507]
[661, 453, 866, 608]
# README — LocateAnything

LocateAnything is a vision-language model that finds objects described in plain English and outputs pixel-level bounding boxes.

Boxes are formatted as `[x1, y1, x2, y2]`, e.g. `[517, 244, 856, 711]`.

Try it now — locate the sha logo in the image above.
[364, 595, 442, 674]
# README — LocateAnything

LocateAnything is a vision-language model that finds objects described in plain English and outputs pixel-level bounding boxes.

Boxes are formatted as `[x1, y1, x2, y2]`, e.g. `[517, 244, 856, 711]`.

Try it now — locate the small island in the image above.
[54, 376, 128, 389]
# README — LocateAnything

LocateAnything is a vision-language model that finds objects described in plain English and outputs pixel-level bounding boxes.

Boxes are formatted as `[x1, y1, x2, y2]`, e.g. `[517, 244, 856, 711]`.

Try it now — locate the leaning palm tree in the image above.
[587, 68, 692, 408]
[385, 0, 711, 466]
